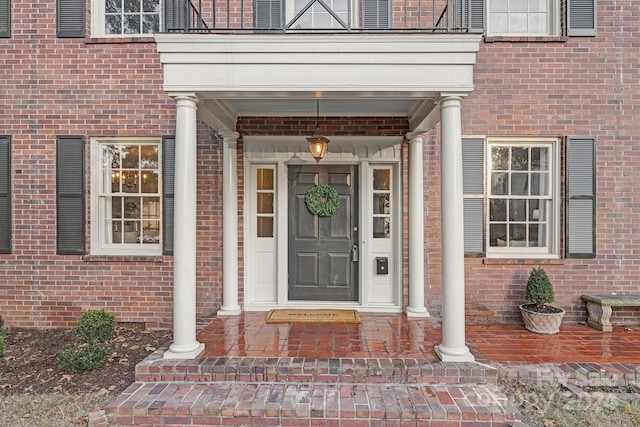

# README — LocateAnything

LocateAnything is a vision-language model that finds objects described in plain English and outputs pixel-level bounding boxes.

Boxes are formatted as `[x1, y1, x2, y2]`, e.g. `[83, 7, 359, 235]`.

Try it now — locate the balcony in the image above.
[155, 0, 483, 134]
[163, 0, 481, 33]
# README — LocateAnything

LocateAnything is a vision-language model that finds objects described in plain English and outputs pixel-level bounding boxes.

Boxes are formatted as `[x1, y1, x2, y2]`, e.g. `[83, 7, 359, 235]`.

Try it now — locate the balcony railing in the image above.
[164, 0, 479, 33]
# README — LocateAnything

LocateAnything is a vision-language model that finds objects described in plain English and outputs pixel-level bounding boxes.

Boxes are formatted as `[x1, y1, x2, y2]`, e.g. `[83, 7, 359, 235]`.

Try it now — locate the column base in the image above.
[164, 341, 204, 360]
[435, 344, 475, 362]
[405, 307, 430, 318]
[217, 306, 242, 316]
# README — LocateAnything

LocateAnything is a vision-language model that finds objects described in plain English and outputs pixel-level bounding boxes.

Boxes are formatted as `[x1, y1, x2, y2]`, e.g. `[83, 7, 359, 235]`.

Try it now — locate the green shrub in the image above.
[0, 315, 8, 358]
[74, 309, 116, 344]
[56, 342, 113, 373]
[525, 266, 555, 309]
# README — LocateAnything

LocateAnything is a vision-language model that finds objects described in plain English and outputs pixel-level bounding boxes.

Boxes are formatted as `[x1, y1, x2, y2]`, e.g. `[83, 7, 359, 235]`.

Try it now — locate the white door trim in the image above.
[244, 135, 403, 312]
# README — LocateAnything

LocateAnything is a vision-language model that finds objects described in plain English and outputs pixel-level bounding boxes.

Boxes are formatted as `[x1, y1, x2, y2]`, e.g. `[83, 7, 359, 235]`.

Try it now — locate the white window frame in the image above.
[91, 0, 162, 38]
[486, 0, 560, 36]
[90, 136, 162, 256]
[286, 0, 358, 29]
[485, 137, 560, 259]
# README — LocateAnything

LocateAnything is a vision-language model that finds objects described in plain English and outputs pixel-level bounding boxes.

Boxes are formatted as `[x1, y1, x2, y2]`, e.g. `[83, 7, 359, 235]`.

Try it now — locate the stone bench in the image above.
[582, 294, 640, 332]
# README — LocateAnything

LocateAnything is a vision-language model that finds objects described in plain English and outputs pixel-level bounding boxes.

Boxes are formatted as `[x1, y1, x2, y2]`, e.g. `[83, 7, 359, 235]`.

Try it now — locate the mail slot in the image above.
[376, 257, 389, 275]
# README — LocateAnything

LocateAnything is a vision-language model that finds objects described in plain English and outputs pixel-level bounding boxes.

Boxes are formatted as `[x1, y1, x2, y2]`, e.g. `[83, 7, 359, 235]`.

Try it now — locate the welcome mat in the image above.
[265, 309, 360, 324]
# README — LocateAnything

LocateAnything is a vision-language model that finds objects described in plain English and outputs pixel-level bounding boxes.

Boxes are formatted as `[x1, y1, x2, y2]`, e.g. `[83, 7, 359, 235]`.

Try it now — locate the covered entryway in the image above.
[288, 165, 359, 302]
[156, 32, 481, 362]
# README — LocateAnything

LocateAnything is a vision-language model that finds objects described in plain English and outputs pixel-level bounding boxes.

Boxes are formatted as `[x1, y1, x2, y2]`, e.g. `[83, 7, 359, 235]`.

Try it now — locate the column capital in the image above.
[405, 132, 426, 143]
[435, 93, 467, 105]
[170, 92, 199, 102]
[220, 132, 240, 146]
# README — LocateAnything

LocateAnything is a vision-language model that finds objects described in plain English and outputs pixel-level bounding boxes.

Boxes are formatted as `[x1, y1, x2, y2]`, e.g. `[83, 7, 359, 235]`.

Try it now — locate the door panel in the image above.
[288, 165, 358, 301]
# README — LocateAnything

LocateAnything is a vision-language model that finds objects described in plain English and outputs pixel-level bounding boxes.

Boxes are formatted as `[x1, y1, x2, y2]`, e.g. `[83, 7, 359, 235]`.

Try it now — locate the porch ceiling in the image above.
[154, 33, 482, 134]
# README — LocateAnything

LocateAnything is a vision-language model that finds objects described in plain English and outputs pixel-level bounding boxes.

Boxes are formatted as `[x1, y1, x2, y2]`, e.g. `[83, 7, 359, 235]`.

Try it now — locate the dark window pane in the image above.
[373, 194, 390, 215]
[105, 15, 122, 34]
[489, 224, 507, 247]
[143, 0, 160, 12]
[491, 172, 508, 195]
[509, 224, 526, 245]
[124, 197, 140, 218]
[257, 217, 273, 237]
[257, 193, 274, 214]
[124, 15, 141, 33]
[373, 217, 390, 238]
[124, 0, 141, 12]
[511, 172, 528, 195]
[509, 199, 526, 221]
[491, 147, 509, 170]
[490, 199, 506, 221]
[511, 147, 528, 170]
[105, 0, 122, 13]
[257, 169, 274, 190]
[373, 169, 390, 190]
[143, 15, 159, 33]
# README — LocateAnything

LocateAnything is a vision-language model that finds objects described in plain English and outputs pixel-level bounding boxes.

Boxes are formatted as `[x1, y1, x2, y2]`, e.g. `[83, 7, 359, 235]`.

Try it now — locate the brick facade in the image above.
[1, 0, 639, 328]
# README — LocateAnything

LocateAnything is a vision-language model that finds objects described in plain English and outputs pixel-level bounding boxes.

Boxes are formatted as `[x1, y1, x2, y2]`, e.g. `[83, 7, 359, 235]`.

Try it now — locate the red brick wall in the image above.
[423, 0, 640, 324]
[1, 0, 639, 329]
[0, 1, 225, 328]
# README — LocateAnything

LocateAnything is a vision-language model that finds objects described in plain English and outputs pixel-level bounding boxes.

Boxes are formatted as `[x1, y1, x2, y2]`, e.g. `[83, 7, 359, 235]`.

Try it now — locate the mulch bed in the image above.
[0, 326, 172, 395]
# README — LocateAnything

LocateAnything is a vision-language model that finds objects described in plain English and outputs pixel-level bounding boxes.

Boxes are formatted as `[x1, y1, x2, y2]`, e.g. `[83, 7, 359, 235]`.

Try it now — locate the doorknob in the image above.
[351, 245, 359, 262]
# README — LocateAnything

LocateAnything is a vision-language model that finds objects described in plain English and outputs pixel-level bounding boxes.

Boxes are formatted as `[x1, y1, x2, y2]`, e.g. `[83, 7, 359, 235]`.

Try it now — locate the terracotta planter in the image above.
[519, 304, 566, 335]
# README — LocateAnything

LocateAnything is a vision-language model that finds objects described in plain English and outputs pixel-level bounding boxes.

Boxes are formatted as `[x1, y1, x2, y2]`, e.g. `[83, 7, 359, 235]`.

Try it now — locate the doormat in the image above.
[265, 309, 360, 324]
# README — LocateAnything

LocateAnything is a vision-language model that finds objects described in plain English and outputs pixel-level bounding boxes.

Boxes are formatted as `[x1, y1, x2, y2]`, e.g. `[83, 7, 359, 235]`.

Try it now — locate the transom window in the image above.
[487, 0, 559, 36]
[487, 138, 558, 257]
[92, 138, 162, 255]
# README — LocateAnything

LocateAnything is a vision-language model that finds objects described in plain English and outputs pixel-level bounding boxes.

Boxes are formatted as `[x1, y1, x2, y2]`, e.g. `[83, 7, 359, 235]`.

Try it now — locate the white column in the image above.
[165, 94, 204, 359]
[435, 95, 474, 362]
[406, 134, 429, 317]
[217, 132, 242, 316]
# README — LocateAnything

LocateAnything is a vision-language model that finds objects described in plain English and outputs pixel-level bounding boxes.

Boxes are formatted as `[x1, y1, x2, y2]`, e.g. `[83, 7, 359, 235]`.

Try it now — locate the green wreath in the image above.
[305, 185, 340, 217]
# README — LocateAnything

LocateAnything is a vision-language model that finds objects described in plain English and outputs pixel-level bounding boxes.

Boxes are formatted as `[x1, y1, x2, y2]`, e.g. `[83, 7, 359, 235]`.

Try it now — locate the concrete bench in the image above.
[582, 294, 640, 332]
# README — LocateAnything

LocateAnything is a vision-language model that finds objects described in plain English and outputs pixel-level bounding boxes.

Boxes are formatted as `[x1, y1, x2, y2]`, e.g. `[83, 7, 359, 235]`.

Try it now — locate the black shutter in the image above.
[163, 136, 175, 255]
[0, 136, 11, 253]
[56, 136, 85, 254]
[456, 0, 484, 32]
[566, 137, 596, 258]
[0, 0, 9, 38]
[57, 0, 85, 37]
[568, 0, 596, 36]
[362, 0, 390, 29]
[165, 0, 186, 31]
[255, 0, 282, 29]
[462, 138, 485, 256]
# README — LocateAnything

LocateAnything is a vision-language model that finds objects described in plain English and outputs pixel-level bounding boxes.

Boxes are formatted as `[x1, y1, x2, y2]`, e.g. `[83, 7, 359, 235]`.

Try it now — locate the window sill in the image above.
[481, 258, 565, 265]
[86, 36, 156, 44]
[484, 36, 569, 43]
[83, 255, 165, 262]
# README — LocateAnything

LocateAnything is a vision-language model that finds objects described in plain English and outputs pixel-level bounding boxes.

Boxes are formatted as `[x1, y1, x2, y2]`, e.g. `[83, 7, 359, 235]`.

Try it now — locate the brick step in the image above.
[92, 381, 523, 426]
[136, 353, 499, 385]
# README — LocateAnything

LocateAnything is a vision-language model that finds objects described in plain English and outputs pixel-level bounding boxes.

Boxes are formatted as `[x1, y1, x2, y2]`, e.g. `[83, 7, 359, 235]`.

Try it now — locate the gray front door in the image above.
[288, 165, 358, 301]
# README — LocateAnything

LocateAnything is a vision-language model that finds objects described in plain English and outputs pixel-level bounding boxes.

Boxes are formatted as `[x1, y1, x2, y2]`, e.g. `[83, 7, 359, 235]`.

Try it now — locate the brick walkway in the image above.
[89, 313, 640, 426]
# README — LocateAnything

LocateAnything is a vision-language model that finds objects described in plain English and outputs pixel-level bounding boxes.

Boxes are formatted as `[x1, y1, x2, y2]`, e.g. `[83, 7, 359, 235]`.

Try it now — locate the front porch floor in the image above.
[196, 311, 640, 364]
[91, 313, 640, 426]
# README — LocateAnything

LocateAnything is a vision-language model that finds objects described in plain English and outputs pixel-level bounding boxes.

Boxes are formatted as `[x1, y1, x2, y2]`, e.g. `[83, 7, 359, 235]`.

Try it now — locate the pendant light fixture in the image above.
[306, 99, 330, 163]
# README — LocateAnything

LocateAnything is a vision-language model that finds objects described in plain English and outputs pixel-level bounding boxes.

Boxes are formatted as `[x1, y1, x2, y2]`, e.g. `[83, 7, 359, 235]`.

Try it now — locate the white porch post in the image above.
[406, 134, 429, 317]
[435, 95, 474, 362]
[165, 94, 204, 359]
[217, 132, 242, 316]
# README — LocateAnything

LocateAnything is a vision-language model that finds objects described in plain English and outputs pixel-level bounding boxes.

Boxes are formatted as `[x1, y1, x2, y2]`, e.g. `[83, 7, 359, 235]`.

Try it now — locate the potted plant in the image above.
[519, 266, 565, 334]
